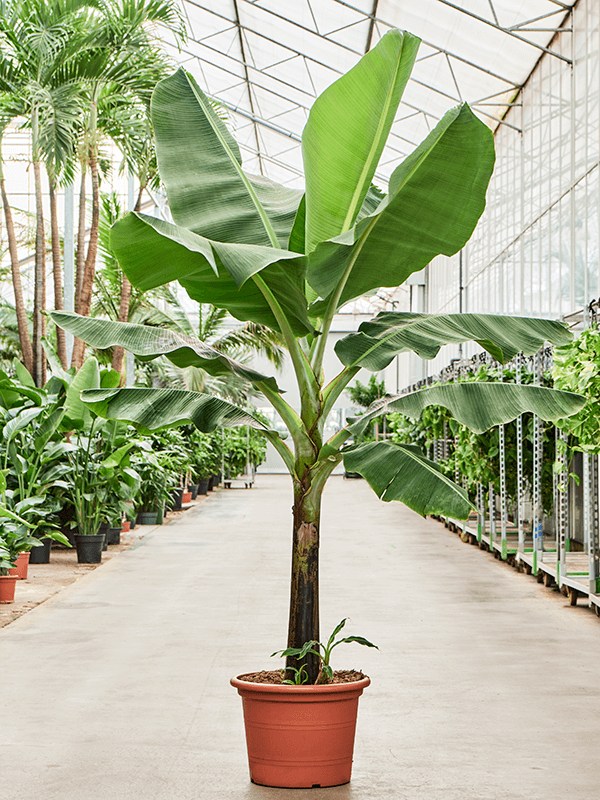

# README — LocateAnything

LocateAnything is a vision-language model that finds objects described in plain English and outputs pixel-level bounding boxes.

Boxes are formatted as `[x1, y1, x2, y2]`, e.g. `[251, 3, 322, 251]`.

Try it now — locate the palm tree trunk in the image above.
[286, 477, 321, 683]
[71, 145, 100, 370]
[0, 150, 34, 375]
[111, 183, 144, 377]
[32, 158, 46, 387]
[49, 179, 67, 369]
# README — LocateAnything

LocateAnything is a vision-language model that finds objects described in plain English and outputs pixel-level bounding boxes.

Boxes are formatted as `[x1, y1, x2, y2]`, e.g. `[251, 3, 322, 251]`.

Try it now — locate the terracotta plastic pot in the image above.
[0, 574, 18, 603]
[8, 552, 30, 580]
[181, 491, 192, 504]
[121, 520, 130, 533]
[230, 675, 370, 788]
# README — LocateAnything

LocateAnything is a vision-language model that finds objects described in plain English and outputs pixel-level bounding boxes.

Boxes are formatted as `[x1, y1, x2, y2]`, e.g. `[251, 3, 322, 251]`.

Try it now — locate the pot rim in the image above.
[230, 674, 370, 694]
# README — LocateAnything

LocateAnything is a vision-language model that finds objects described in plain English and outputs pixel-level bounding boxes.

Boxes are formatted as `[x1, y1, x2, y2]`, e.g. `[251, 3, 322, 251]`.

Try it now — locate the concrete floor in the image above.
[2, 475, 600, 800]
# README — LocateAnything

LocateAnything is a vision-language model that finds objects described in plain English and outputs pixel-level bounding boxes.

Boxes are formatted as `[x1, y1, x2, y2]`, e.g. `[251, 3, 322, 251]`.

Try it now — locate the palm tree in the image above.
[69, 0, 185, 370]
[0, 0, 96, 383]
[0, 0, 185, 382]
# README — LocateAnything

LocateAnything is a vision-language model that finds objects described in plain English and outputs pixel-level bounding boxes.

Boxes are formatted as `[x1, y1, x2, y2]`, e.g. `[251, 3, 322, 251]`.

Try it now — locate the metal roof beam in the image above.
[331, 0, 520, 87]
[433, 0, 572, 63]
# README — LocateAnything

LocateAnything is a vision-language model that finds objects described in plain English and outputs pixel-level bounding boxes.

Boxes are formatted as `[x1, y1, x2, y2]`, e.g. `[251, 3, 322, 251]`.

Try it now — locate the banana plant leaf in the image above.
[347, 382, 586, 437]
[335, 313, 574, 371]
[50, 311, 284, 393]
[302, 28, 420, 253]
[110, 213, 313, 337]
[343, 441, 474, 518]
[152, 68, 302, 248]
[80, 387, 278, 435]
[307, 103, 495, 314]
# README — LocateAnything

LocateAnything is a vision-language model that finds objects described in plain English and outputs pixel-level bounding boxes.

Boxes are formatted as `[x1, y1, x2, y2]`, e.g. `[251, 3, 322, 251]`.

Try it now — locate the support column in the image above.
[63, 182, 75, 363]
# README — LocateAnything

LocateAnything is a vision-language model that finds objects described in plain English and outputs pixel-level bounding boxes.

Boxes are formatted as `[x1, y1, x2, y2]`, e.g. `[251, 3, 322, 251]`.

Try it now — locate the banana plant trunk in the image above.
[287, 476, 321, 683]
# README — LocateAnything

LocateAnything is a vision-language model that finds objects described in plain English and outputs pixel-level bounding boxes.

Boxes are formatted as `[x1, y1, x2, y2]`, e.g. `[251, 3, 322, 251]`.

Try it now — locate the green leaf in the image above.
[307, 104, 495, 312]
[152, 68, 285, 247]
[335, 313, 574, 371]
[80, 388, 278, 435]
[13, 357, 35, 387]
[110, 213, 313, 337]
[64, 357, 100, 428]
[348, 383, 586, 437]
[335, 636, 379, 650]
[50, 312, 284, 393]
[343, 441, 475, 518]
[303, 29, 420, 252]
[2, 407, 44, 442]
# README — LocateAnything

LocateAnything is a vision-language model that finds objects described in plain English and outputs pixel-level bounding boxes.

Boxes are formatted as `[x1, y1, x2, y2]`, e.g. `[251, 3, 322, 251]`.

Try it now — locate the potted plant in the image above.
[132, 447, 170, 525]
[52, 28, 585, 788]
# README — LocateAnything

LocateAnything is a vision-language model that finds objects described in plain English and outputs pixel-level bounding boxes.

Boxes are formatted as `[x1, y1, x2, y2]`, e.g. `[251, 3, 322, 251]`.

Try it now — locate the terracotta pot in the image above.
[181, 491, 192, 504]
[121, 520, 130, 533]
[8, 552, 30, 580]
[0, 574, 18, 603]
[230, 675, 370, 788]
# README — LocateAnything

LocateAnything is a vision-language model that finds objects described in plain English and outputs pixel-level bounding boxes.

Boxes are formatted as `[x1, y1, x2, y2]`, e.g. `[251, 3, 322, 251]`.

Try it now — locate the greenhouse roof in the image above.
[164, 0, 575, 189]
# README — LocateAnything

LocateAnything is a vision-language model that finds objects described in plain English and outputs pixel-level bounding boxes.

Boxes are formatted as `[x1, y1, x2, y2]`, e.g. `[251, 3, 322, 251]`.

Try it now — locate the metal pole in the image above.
[587, 453, 600, 596]
[125, 174, 136, 386]
[498, 363, 507, 559]
[63, 182, 75, 363]
[556, 428, 568, 588]
[516, 354, 525, 554]
[532, 350, 544, 572]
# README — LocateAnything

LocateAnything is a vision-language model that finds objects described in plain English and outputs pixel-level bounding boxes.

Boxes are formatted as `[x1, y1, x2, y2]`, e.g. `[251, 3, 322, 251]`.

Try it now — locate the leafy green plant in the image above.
[272, 619, 378, 685]
[553, 325, 600, 452]
[51, 29, 585, 683]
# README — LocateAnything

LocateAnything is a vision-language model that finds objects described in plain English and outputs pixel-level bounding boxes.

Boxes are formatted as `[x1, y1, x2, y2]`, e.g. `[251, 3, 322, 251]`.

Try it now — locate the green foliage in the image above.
[271, 619, 378, 685]
[553, 326, 600, 452]
[389, 365, 557, 515]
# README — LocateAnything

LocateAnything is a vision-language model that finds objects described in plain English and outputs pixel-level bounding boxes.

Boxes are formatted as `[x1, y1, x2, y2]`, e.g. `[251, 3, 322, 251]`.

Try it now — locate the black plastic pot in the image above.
[98, 521, 110, 535]
[188, 483, 199, 500]
[28, 537, 52, 564]
[137, 511, 159, 525]
[198, 478, 209, 495]
[106, 527, 121, 545]
[170, 488, 183, 510]
[74, 534, 104, 564]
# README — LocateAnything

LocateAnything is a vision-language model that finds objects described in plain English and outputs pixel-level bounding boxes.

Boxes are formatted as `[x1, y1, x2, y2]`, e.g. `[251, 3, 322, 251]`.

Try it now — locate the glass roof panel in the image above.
[175, 0, 575, 190]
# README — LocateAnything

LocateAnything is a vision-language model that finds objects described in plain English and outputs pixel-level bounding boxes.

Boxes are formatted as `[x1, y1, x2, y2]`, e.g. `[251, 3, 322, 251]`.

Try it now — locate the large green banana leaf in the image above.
[347, 382, 586, 437]
[343, 441, 474, 518]
[307, 103, 495, 314]
[335, 313, 573, 371]
[152, 68, 301, 248]
[50, 311, 283, 393]
[110, 213, 313, 337]
[302, 29, 420, 253]
[80, 387, 277, 434]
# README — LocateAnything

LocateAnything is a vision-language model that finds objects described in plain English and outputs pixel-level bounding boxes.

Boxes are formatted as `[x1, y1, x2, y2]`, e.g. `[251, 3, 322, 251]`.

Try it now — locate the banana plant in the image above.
[51, 29, 585, 683]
